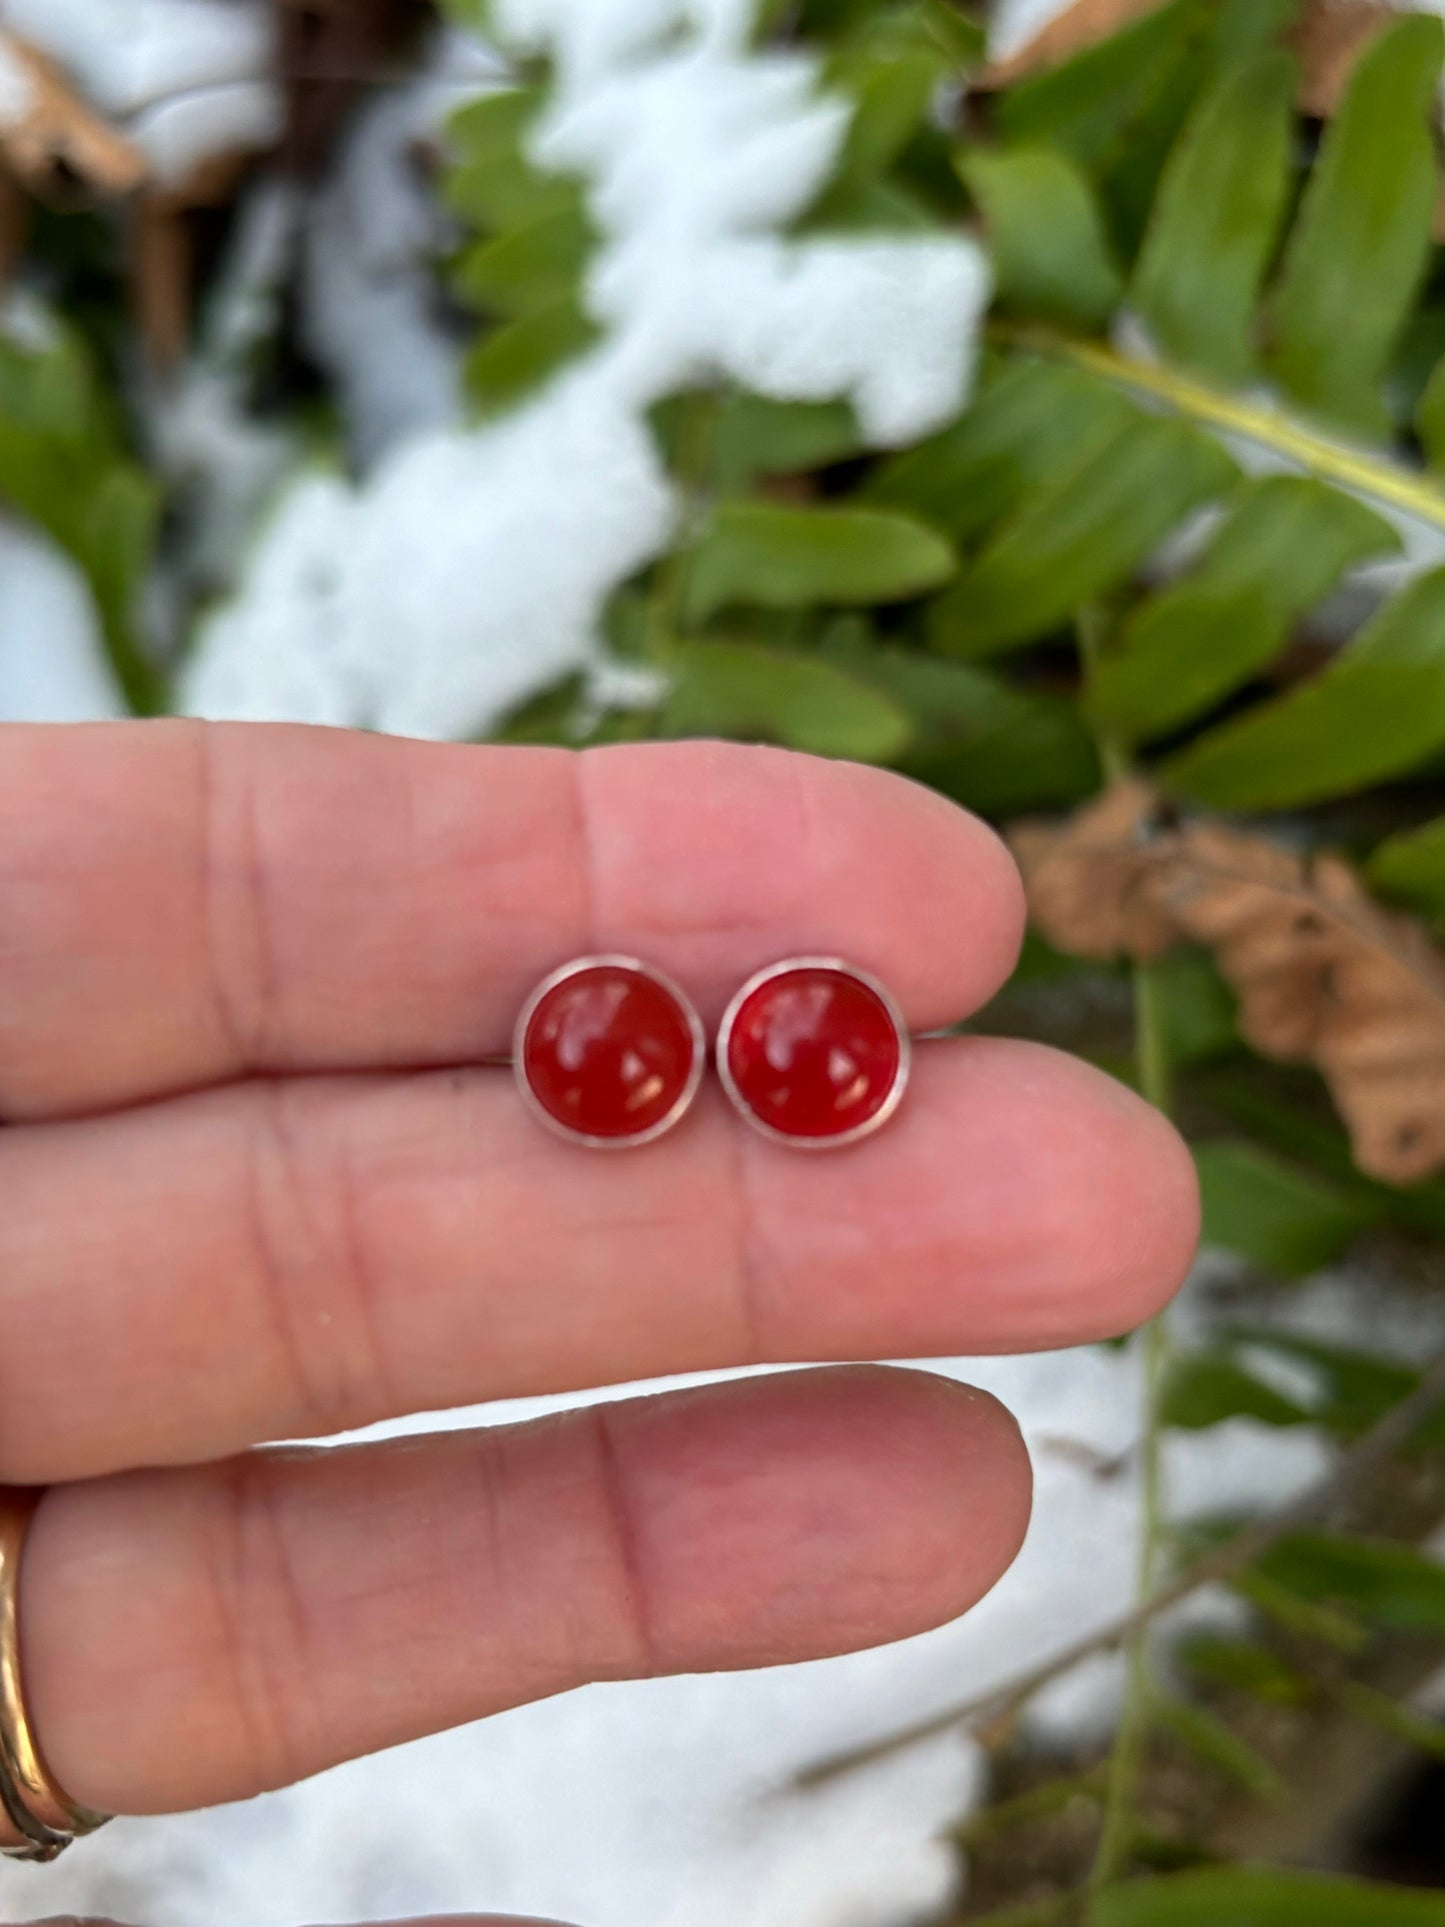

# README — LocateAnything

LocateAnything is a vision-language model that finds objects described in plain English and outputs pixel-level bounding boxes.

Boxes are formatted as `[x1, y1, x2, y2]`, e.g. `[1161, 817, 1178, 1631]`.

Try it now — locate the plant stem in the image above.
[997, 324, 1445, 537]
[103, 623, 166, 717]
[1087, 961, 1173, 1890]
[1062, 614, 1177, 1888]
[791, 1342, 1445, 1790]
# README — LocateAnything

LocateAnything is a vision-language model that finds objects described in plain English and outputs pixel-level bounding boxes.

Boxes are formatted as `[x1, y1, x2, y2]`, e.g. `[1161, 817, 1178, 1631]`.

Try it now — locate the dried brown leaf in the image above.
[1010, 784, 1445, 1184]
[981, 0, 1418, 129]
[1291, 0, 1398, 117]
[1009, 779, 1181, 960]
[131, 198, 194, 371]
[0, 31, 148, 196]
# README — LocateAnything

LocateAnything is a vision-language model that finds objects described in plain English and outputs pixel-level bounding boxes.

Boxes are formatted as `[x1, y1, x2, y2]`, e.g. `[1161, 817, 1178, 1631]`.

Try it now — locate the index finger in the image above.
[0, 723, 1024, 1119]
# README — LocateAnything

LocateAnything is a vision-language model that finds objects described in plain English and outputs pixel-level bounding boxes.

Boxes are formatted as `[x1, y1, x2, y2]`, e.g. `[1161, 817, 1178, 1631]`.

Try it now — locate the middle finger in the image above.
[0, 1041, 1196, 1483]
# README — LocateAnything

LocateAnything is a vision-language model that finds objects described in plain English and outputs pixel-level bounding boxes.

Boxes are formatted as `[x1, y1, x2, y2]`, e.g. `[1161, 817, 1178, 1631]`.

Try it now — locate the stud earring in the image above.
[515, 956, 705, 1149]
[716, 958, 910, 1149]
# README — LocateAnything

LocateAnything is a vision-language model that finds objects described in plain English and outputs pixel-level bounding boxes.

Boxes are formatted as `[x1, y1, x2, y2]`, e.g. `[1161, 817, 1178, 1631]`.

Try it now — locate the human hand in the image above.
[0, 724, 1197, 1829]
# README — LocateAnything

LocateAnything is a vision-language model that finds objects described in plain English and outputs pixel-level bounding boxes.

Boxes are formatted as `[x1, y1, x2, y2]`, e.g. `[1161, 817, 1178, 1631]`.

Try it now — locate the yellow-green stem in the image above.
[1087, 977, 1172, 1891]
[999, 325, 1445, 537]
[1075, 613, 1175, 1897]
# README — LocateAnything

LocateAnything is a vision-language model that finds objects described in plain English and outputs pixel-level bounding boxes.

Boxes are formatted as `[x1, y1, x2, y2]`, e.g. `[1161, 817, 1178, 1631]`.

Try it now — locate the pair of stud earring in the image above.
[514, 956, 911, 1151]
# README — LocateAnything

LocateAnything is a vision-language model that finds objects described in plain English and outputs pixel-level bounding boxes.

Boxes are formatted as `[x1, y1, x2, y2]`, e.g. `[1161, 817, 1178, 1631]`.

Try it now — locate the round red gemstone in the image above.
[519, 960, 701, 1145]
[722, 963, 906, 1145]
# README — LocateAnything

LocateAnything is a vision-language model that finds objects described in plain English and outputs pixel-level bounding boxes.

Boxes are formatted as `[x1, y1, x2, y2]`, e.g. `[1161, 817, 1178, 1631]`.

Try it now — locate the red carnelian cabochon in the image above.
[724, 965, 903, 1142]
[522, 964, 699, 1142]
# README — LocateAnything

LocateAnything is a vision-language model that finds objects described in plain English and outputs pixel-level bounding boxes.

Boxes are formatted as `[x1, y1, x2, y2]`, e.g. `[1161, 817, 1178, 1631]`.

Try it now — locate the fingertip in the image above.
[1043, 1053, 1202, 1337]
[580, 741, 1026, 1027]
[803, 757, 1028, 1027]
[608, 1365, 1033, 1669]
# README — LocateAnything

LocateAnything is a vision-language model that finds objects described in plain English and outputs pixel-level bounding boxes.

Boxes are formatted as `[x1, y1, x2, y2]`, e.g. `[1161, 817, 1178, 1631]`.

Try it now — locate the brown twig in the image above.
[790, 1344, 1445, 1791]
[0, 30, 149, 195]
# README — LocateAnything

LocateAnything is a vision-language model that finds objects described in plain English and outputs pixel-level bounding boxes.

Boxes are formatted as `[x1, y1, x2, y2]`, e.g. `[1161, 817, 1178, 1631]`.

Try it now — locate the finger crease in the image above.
[588, 1406, 659, 1681]
[196, 724, 282, 1075]
[210, 1455, 326, 1795]
[725, 1127, 774, 1370]
[241, 1087, 363, 1438]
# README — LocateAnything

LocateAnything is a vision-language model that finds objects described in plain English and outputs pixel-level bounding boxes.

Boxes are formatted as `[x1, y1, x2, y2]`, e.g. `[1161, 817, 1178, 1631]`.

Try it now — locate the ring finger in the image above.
[18, 1367, 1031, 1815]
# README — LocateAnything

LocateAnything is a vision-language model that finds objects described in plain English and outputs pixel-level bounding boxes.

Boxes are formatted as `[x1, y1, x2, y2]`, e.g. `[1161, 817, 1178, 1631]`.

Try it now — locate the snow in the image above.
[2, 0, 271, 115]
[0, 518, 126, 722]
[149, 181, 304, 615]
[298, 82, 474, 468]
[129, 79, 282, 187]
[987, 0, 1080, 62]
[0, 0, 280, 184]
[0, 6, 1380, 1925]
[182, 2, 989, 738]
[0, 31, 31, 126]
[0, 1336, 1332, 1927]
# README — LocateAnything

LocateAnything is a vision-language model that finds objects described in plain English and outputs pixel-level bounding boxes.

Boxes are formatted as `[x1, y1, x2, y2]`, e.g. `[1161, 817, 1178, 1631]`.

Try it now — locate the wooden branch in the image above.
[790, 1345, 1445, 1792]
[0, 30, 148, 196]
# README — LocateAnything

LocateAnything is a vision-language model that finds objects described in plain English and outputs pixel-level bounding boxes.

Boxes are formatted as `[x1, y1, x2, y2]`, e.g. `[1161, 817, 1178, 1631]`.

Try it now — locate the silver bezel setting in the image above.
[513, 955, 706, 1151]
[715, 957, 911, 1151]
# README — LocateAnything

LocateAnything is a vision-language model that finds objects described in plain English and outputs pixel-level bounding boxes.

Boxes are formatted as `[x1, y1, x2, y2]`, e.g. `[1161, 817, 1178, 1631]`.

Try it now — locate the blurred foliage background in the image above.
[5, 0, 1445, 1919]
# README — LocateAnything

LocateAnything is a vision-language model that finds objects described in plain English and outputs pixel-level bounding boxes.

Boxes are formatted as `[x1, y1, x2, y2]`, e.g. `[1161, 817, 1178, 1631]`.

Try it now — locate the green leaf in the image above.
[1269, 14, 1445, 438]
[464, 295, 601, 415]
[444, 88, 584, 233]
[1416, 351, 1445, 471]
[994, 0, 1194, 172]
[1162, 566, 1445, 808]
[928, 415, 1239, 656]
[1338, 1681, 1445, 1763]
[491, 671, 590, 746]
[1161, 1351, 1310, 1431]
[1130, 51, 1295, 386]
[1260, 1531, 1445, 1635]
[708, 394, 866, 492]
[1093, 0, 1298, 260]
[0, 325, 161, 713]
[1196, 1067, 1445, 1240]
[445, 86, 539, 163]
[1091, 477, 1399, 743]
[0, 331, 93, 438]
[1229, 1566, 1368, 1652]
[1228, 1328, 1445, 1448]
[863, 354, 1140, 542]
[1201, 0, 1304, 71]
[821, 627, 1100, 812]
[1091, 1867, 1445, 1926]
[661, 640, 911, 761]
[915, 0, 985, 69]
[1180, 1633, 1309, 1705]
[82, 467, 162, 657]
[1150, 1690, 1288, 1799]
[1153, 947, 1237, 1067]
[1195, 1139, 1375, 1274]
[802, 171, 939, 233]
[452, 201, 595, 318]
[1369, 815, 1445, 926]
[960, 145, 1123, 330]
[684, 503, 955, 622]
[832, 44, 947, 182]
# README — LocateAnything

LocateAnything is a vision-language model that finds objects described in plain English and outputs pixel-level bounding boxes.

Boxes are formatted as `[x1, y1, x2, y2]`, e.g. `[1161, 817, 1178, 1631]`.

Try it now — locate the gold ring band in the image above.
[0, 1489, 111, 1861]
